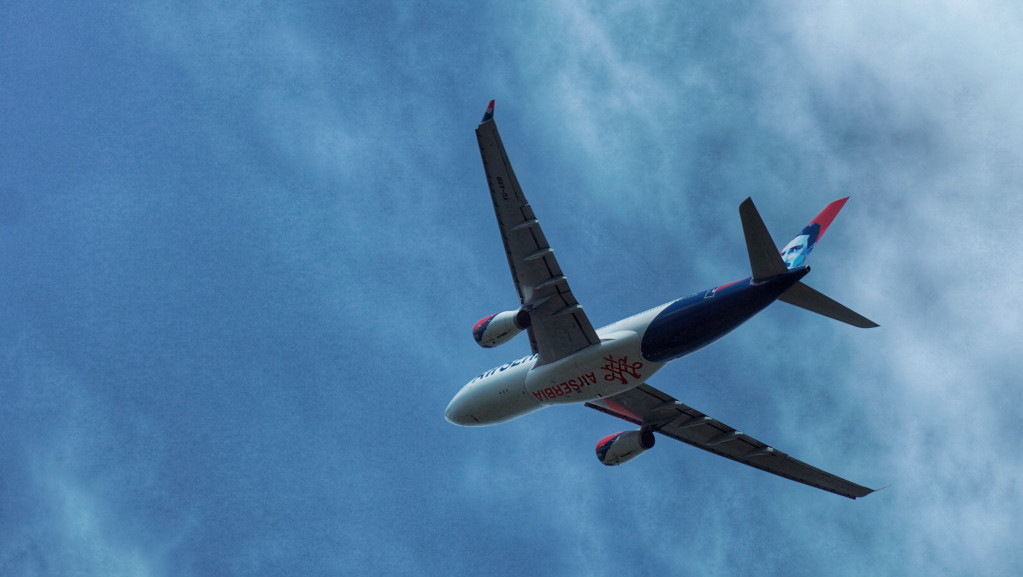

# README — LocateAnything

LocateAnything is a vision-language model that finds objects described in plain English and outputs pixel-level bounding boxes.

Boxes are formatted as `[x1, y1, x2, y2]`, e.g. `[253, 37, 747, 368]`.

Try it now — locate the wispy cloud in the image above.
[4, 1, 1022, 575]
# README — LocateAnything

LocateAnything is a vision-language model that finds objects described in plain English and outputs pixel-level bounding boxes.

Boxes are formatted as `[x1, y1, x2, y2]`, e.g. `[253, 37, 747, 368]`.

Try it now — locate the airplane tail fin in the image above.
[778, 197, 848, 270]
[738, 197, 878, 328]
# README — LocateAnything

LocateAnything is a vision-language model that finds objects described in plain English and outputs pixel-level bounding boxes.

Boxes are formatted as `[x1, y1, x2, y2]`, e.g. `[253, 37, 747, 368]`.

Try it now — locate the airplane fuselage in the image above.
[446, 267, 809, 426]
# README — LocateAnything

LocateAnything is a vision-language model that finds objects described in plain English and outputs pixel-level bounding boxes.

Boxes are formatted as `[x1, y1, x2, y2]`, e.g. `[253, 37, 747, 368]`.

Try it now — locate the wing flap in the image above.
[587, 384, 875, 499]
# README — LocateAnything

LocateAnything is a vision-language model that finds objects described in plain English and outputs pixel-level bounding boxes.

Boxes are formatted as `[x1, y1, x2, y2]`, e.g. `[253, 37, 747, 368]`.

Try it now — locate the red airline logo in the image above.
[602, 355, 643, 384]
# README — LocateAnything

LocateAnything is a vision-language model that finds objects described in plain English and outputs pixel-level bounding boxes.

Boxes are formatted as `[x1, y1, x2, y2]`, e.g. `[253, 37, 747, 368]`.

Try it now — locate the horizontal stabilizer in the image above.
[739, 198, 787, 282]
[779, 282, 879, 328]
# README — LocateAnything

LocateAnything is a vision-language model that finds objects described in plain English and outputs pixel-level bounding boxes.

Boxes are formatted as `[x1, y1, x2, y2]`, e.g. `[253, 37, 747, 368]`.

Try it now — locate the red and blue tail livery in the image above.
[447, 101, 880, 499]
[780, 197, 848, 269]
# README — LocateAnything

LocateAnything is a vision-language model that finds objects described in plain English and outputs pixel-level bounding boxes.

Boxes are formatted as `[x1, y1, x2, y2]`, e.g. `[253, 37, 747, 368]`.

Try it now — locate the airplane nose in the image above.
[444, 401, 459, 424]
[445, 390, 478, 426]
[444, 395, 465, 425]
[445, 406, 475, 426]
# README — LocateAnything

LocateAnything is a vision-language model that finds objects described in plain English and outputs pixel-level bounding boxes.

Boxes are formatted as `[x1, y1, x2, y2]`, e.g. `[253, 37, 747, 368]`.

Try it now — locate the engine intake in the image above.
[473, 309, 530, 348]
[595, 429, 655, 466]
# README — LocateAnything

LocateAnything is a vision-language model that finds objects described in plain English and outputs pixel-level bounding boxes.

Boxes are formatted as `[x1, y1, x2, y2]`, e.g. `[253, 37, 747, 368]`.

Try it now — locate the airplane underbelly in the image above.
[524, 330, 663, 405]
[447, 360, 541, 425]
[640, 279, 795, 363]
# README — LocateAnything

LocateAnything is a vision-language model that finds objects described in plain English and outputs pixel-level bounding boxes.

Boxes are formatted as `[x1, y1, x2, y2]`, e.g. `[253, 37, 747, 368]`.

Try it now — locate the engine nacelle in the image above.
[473, 309, 530, 348]
[595, 429, 656, 466]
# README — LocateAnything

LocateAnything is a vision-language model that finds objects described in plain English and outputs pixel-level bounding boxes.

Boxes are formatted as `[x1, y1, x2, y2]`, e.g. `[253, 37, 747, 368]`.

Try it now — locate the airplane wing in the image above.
[586, 383, 875, 499]
[475, 101, 600, 365]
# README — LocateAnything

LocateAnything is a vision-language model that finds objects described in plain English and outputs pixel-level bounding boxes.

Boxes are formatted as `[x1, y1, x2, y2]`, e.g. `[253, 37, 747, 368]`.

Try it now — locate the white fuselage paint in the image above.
[445, 304, 670, 426]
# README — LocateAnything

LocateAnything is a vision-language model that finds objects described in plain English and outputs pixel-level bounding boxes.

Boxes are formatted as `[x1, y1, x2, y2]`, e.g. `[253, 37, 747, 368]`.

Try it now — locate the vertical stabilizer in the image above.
[779, 197, 848, 269]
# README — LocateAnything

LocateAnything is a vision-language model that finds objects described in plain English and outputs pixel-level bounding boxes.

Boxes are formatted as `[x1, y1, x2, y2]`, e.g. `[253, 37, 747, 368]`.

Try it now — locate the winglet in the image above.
[481, 100, 495, 123]
[856, 485, 888, 499]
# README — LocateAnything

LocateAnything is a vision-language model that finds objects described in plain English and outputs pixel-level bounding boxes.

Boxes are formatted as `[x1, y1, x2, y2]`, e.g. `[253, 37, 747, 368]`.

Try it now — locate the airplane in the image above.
[446, 100, 879, 499]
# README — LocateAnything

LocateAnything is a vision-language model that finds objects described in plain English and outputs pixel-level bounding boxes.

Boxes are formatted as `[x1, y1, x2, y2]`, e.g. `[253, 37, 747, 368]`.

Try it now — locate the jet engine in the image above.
[595, 429, 655, 466]
[473, 309, 530, 348]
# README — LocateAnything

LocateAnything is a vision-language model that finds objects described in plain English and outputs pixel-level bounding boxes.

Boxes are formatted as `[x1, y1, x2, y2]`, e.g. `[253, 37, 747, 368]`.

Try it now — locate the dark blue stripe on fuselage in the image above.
[640, 268, 810, 363]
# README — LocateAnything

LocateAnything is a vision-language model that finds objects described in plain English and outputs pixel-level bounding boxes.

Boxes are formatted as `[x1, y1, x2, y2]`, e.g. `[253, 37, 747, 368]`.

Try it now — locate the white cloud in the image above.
[765, 2, 1023, 575]
[456, 2, 1023, 575]
[9, 1, 1023, 575]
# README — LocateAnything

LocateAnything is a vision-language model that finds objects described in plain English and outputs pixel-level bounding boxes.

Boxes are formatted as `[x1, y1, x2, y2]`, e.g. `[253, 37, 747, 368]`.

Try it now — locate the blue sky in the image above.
[2, 1, 1022, 575]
